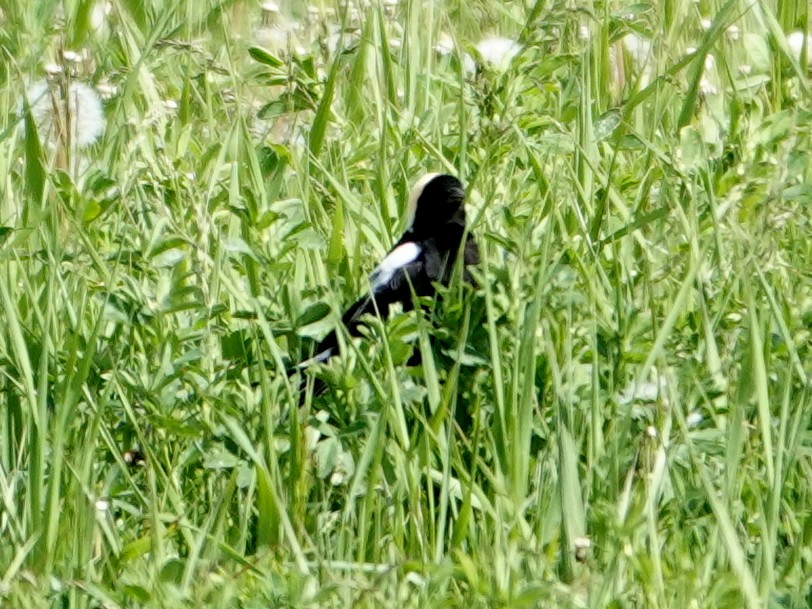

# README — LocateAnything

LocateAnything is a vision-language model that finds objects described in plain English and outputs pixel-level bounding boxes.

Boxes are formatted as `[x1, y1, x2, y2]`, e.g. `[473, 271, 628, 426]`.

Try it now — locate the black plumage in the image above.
[296, 173, 479, 392]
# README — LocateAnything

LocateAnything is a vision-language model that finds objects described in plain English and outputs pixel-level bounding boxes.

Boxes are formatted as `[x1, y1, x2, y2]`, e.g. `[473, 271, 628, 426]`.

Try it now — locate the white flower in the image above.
[434, 33, 454, 55]
[686, 412, 703, 427]
[21, 80, 105, 149]
[261, 1, 280, 13]
[787, 31, 811, 65]
[90, 1, 111, 31]
[574, 536, 591, 562]
[622, 33, 652, 68]
[700, 18, 712, 31]
[62, 49, 82, 63]
[433, 34, 478, 74]
[475, 36, 521, 70]
[738, 63, 752, 75]
[704, 54, 716, 70]
[699, 77, 717, 95]
[726, 24, 740, 41]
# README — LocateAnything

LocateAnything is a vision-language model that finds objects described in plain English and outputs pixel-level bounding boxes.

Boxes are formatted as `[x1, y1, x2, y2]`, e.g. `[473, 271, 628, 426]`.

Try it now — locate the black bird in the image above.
[296, 173, 479, 389]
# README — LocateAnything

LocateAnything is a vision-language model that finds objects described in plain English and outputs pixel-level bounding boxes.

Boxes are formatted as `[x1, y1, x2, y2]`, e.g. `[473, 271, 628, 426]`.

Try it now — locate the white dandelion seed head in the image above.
[787, 31, 811, 64]
[686, 412, 703, 427]
[90, 1, 111, 31]
[21, 80, 105, 149]
[434, 33, 454, 55]
[475, 36, 521, 70]
[699, 77, 717, 95]
[622, 33, 652, 68]
[62, 49, 82, 63]
[574, 536, 591, 562]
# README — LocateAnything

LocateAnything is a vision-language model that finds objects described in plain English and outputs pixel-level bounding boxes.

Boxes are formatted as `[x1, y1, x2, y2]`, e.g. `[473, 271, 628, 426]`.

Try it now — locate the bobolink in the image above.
[297, 173, 479, 390]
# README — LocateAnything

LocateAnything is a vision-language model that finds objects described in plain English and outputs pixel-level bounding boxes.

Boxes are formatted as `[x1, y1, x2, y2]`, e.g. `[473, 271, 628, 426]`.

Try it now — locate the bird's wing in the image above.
[344, 240, 426, 326]
[301, 241, 427, 367]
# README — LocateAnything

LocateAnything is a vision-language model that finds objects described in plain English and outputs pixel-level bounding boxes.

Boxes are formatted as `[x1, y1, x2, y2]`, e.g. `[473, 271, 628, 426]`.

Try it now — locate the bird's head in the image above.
[405, 173, 466, 235]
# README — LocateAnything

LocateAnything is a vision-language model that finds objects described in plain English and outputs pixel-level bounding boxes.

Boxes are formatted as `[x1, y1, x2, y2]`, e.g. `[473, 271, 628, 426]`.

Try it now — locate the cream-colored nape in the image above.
[405, 172, 440, 228]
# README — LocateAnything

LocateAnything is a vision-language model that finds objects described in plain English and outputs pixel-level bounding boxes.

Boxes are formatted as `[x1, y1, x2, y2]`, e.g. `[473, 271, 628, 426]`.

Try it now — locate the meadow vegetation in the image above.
[1, 0, 811, 607]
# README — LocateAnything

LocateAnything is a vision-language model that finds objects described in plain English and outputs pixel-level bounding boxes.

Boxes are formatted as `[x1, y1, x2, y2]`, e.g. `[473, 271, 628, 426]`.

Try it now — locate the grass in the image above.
[1, 0, 811, 607]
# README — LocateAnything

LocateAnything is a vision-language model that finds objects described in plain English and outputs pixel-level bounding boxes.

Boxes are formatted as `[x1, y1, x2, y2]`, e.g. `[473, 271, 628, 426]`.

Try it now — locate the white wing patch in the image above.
[369, 242, 421, 292]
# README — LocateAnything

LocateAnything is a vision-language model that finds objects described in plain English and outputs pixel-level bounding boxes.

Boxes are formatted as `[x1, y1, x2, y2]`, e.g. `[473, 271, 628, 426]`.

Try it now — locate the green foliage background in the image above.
[0, 0, 811, 607]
